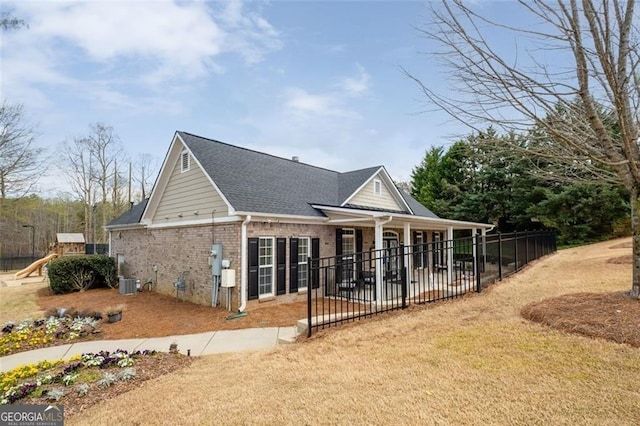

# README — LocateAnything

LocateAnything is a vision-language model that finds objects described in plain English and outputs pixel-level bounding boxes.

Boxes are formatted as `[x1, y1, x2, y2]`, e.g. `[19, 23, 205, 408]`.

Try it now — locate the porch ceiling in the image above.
[314, 204, 493, 231]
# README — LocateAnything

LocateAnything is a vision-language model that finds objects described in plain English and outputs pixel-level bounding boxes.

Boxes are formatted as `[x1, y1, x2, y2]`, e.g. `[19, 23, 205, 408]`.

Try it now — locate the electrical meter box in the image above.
[221, 269, 236, 287]
[210, 243, 223, 276]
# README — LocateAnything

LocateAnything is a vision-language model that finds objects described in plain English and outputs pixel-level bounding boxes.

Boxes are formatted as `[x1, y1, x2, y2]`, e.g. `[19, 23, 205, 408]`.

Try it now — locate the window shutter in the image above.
[276, 238, 286, 295]
[248, 238, 259, 300]
[335, 228, 343, 283]
[412, 231, 419, 267]
[289, 238, 299, 293]
[311, 237, 320, 289]
[355, 229, 363, 278]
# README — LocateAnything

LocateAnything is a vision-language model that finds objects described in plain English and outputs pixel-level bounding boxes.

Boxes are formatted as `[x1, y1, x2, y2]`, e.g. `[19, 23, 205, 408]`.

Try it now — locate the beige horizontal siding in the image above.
[349, 177, 403, 211]
[153, 154, 228, 222]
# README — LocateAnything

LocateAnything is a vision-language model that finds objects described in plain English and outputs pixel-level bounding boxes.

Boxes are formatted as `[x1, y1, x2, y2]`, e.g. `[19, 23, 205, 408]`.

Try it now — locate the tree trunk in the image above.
[632, 188, 640, 298]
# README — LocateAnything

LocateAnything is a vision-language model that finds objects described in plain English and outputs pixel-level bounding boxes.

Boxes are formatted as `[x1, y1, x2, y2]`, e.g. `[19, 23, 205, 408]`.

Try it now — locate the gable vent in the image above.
[181, 151, 190, 172]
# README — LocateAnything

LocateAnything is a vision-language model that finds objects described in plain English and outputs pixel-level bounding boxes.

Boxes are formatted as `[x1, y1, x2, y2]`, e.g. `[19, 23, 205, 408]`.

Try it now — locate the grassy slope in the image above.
[71, 239, 640, 424]
[0, 276, 47, 324]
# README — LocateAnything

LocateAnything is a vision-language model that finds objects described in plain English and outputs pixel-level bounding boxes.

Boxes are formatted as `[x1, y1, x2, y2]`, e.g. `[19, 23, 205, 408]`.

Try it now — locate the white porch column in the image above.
[374, 219, 384, 303]
[447, 226, 454, 283]
[403, 222, 411, 290]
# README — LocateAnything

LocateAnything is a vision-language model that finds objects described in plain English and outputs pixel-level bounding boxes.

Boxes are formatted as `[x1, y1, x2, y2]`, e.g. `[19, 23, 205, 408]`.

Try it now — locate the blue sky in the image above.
[2, 0, 523, 196]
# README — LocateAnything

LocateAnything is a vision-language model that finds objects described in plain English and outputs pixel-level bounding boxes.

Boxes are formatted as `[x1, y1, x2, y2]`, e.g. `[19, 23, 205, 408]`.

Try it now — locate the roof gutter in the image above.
[238, 215, 252, 313]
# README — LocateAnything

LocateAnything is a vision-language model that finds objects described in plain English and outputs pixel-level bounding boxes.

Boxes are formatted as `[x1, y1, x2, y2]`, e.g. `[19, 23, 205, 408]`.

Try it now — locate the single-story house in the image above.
[106, 131, 492, 311]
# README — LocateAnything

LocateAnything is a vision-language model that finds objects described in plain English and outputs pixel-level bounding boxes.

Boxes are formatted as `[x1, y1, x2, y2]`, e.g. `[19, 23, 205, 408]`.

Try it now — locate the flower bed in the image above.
[0, 349, 194, 417]
[0, 316, 101, 356]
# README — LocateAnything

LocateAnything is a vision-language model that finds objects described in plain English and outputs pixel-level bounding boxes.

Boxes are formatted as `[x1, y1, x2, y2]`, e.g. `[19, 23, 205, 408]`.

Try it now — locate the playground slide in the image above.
[14, 253, 59, 280]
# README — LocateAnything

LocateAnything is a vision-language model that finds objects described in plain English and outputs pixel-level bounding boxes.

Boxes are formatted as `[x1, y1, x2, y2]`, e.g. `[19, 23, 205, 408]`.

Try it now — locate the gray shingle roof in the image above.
[181, 131, 438, 218]
[107, 132, 439, 226]
[180, 132, 343, 217]
[338, 167, 382, 202]
[106, 199, 148, 227]
[397, 188, 439, 218]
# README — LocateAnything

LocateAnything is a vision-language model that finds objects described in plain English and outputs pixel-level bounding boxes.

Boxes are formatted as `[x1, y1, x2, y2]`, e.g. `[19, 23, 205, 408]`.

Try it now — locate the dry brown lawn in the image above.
[64, 238, 640, 425]
[0, 276, 48, 324]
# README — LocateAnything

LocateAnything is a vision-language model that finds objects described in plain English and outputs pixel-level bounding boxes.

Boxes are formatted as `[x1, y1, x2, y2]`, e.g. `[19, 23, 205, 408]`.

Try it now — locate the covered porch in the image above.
[312, 205, 494, 304]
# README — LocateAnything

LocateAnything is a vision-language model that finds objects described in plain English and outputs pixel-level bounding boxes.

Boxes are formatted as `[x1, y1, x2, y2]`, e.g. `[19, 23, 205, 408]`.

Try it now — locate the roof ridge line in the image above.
[178, 131, 342, 175]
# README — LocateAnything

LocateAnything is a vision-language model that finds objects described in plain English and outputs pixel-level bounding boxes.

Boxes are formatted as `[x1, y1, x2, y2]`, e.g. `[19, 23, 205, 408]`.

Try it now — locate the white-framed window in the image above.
[258, 237, 274, 297]
[297, 237, 310, 290]
[341, 228, 356, 282]
[383, 231, 399, 273]
[373, 179, 382, 196]
[116, 254, 125, 277]
[181, 151, 190, 173]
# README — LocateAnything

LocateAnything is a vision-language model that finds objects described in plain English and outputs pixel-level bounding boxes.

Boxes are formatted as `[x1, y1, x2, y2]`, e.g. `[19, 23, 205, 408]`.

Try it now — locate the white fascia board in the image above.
[341, 166, 384, 207]
[232, 211, 330, 225]
[143, 132, 236, 223]
[186, 142, 235, 216]
[146, 215, 243, 229]
[340, 166, 413, 214]
[311, 204, 391, 218]
[104, 224, 146, 231]
[396, 214, 494, 230]
[377, 166, 413, 214]
[141, 132, 181, 222]
[312, 204, 492, 230]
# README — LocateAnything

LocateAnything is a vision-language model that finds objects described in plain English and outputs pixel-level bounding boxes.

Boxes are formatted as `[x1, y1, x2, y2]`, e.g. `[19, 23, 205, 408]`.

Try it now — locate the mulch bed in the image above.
[36, 287, 309, 340]
[17, 352, 195, 417]
[521, 291, 640, 347]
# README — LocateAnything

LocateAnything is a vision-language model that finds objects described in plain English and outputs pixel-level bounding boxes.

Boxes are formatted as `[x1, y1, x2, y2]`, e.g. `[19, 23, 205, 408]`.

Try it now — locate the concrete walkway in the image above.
[0, 326, 298, 373]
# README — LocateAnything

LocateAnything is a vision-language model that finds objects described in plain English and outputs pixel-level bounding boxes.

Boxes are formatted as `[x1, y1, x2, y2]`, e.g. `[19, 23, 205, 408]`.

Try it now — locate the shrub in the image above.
[48, 255, 117, 294]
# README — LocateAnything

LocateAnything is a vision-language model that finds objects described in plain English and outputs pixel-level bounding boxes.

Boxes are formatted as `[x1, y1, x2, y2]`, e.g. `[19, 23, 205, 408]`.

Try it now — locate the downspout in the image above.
[238, 215, 252, 313]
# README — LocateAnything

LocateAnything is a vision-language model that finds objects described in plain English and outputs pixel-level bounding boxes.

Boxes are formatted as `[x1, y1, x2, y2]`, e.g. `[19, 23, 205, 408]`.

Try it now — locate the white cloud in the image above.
[283, 65, 372, 119]
[284, 87, 362, 120]
[3, 0, 282, 105]
[284, 88, 336, 115]
[218, 0, 283, 64]
[339, 64, 371, 96]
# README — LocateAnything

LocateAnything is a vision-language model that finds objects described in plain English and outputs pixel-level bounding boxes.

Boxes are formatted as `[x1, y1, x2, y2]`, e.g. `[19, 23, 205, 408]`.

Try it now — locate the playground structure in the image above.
[14, 253, 59, 279]
[13, 233, 88, 280]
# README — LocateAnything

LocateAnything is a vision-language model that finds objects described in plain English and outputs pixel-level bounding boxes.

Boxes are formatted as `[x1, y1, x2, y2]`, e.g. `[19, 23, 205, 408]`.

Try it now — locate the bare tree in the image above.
[86, 123, 124, 241]
[0, 101, 44, 203]
[61, 136, 96, 243]
[133, 153, 160, 201]
[407, 0, 640, 297]
[62, 123, 126, 245]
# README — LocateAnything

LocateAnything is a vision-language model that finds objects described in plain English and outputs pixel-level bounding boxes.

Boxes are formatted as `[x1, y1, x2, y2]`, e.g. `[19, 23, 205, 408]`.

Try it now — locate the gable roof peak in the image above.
[177, 131, 339, 174]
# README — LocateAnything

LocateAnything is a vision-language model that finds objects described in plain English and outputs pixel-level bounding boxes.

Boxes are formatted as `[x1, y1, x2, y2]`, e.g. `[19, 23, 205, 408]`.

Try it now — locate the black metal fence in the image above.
[1, 244, 111, 272]
[85, 244, 109, 255]
[307, 230, 556, 336]
[0, 256, 41, 272]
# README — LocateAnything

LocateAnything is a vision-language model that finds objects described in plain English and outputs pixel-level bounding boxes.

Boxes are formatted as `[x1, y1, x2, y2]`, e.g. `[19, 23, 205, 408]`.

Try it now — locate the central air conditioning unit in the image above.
[119, 278, 137, 295]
